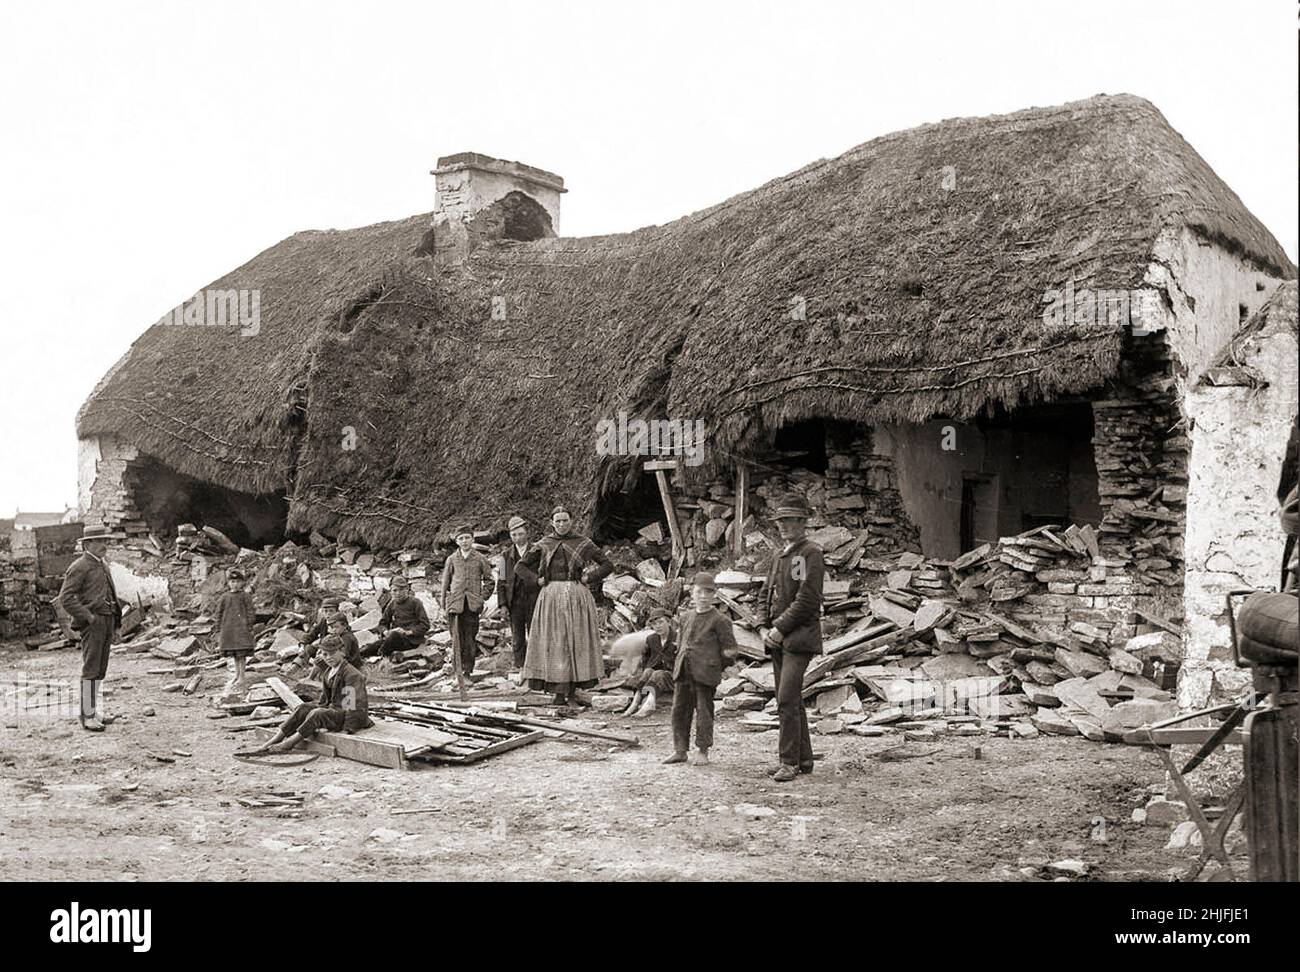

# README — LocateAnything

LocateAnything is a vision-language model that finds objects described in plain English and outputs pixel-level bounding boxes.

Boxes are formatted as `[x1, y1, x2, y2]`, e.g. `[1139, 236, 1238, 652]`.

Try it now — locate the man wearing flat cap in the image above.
[57, 525, 122, 731]
[759, 495, 824, 782]
[497, 515, 540, 668]
[441, 525, 495, 676]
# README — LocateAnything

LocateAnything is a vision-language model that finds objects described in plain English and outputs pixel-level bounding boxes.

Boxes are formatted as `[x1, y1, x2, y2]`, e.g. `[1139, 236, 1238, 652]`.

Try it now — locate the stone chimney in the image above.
[426, 152, 565, 262]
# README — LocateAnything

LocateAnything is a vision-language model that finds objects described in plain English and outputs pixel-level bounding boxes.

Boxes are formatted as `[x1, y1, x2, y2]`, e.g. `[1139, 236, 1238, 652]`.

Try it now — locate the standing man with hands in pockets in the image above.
[57, 525, 122, 732]
[759, 495, 825, 782]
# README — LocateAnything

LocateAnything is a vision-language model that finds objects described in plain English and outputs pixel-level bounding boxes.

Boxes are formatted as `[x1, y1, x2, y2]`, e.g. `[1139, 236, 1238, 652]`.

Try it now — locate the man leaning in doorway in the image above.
[57, 525, 123, 732]
[759, 495, 824, 782]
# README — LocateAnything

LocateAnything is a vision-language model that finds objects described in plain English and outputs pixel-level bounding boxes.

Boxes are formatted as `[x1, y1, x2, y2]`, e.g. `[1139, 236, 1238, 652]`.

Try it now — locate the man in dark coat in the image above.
[759, 495, 825, 782]
[262, 638, 373, 752]
[497, 515, 540, 667]
[57, 525, 122, 731]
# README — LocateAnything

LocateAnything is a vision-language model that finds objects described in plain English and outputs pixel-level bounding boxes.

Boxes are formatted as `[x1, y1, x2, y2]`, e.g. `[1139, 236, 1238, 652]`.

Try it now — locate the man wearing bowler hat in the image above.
[497, 515, 540, 668]
[759, 495, 825, 782]
[57, 525, 123, 731]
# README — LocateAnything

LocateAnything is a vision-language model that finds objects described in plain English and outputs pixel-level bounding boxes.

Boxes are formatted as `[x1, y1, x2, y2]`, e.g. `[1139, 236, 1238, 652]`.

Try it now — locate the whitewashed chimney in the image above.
[427, 152, 565, 262]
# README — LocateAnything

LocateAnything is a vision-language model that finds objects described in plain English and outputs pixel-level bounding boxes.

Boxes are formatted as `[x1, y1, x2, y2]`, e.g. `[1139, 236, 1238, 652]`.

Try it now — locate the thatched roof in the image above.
[79, 94, 1296, 546]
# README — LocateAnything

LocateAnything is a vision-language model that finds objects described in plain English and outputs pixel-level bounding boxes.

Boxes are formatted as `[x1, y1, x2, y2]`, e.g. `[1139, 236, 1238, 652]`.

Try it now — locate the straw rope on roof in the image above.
[78, 94, 1295, 545]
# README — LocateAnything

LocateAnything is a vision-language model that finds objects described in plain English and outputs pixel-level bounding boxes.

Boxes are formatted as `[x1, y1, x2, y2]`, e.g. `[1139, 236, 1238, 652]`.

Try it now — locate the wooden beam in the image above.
[732, 463, 749, 559]
[653, 468, 685, 562]
[401, 700, 641, 747]
[265, 676, 304, 708]
[1125, 727, 1245, 747]
[643, 459, 680, 471]
[716, 589, 759, 628]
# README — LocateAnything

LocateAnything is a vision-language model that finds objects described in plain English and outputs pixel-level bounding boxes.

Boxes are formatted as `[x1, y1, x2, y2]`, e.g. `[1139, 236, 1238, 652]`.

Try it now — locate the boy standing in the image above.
[441, 526, 495, 676]
[214, 567, 257, 697]
[664, 573, 736, 766]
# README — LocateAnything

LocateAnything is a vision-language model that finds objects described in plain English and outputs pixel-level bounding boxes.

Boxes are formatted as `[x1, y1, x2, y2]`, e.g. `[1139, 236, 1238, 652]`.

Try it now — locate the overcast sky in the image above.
[0, 0, 1295, 517]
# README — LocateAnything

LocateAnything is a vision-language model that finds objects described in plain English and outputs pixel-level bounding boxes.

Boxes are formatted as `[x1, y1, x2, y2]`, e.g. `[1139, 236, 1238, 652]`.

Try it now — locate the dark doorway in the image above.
[126, 457, 288, 548]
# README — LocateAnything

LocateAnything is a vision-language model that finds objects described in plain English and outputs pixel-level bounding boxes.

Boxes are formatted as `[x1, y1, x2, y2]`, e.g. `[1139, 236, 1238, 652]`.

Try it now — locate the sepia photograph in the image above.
[0, 0, 1295, 951]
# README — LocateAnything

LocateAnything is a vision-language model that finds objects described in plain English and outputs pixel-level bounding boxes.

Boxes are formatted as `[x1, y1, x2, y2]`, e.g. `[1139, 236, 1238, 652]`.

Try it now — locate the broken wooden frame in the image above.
[249, 678, 635, 770]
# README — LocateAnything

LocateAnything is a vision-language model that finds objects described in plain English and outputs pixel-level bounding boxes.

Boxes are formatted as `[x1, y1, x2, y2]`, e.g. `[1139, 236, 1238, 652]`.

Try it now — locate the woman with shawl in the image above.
[516, 506, 613, 707]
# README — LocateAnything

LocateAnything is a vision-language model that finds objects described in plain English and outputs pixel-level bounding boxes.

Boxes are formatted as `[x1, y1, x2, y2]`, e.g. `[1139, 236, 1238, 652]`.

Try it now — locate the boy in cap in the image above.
[214, 567, 257, 697]
[664, 572, 736, 766]
[255, 636, 372, 754]
[441, 526, 495, 676]
[759, 494, 825, 782]
[377, 575, 430, 661]
[497, 515, 539, 667]
[300, 611, 362, 678]
[302, 594, 343, 647]
[615, 606, 677, 717]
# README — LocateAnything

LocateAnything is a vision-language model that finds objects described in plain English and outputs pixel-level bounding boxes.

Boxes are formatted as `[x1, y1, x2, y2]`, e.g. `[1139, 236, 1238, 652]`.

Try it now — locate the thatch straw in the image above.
[78, 94, 1295, 546]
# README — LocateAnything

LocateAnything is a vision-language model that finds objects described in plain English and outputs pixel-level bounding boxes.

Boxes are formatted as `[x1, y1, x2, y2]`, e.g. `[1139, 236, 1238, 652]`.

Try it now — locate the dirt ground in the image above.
[0, 644, 1245, 882]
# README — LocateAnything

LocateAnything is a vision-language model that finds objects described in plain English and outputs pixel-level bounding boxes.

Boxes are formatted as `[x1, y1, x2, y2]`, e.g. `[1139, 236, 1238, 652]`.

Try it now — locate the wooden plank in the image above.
[1125, 727, 1245, 746]
[317, 731, 408, 770]
[403, 700, 640, 747]
[361, 716, 460, 750]
[653, 469, 686, 561]
[422, 729, 545, 764]
[716, 589, 759, 627]
[643, 459, 680, 471]
[804, 628, 909, 686]
[1134, 609, 1182, 636]
[824, 621, 895, 654]
[265, 676, 304, 708]
[732, 463, 748, 559]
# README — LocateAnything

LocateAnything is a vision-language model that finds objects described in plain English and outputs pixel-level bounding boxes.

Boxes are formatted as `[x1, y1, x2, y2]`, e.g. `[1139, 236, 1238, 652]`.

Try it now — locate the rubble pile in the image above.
[67, 489, 1185, 750]
[596, 519, 1185, 743]
[108, 526, 533, 713]
[663, 432, 922, 572]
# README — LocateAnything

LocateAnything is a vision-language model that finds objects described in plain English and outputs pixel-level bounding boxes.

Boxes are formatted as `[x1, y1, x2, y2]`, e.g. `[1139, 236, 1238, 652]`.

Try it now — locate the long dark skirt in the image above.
[522, 581, 603, 694]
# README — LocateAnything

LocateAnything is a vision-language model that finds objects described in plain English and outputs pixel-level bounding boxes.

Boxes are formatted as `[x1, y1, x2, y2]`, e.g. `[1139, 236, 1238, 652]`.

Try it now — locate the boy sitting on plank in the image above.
[255, 637, 373, 754]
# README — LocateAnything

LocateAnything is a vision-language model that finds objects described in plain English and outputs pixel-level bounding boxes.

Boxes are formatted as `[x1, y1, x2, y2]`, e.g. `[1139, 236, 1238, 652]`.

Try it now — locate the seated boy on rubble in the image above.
[256, 637, 373, 753]
[303, 594, 343, 645]
[611, 607, 678, 717]
[375, 576, 430, 662]
[298, 611, 362, 678]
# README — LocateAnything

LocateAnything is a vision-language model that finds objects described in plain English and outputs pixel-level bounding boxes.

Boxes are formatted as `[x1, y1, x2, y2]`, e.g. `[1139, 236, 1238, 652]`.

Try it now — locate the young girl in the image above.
[214, 567, 257, 697]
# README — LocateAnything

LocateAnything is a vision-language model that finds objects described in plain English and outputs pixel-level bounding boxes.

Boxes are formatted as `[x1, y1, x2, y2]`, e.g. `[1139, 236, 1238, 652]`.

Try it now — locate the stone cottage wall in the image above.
[1180, 327, 1299, 708]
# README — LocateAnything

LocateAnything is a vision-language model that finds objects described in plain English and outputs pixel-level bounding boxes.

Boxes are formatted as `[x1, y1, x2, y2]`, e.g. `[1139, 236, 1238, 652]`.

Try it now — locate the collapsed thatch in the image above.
[78, 94, 1296, 546]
